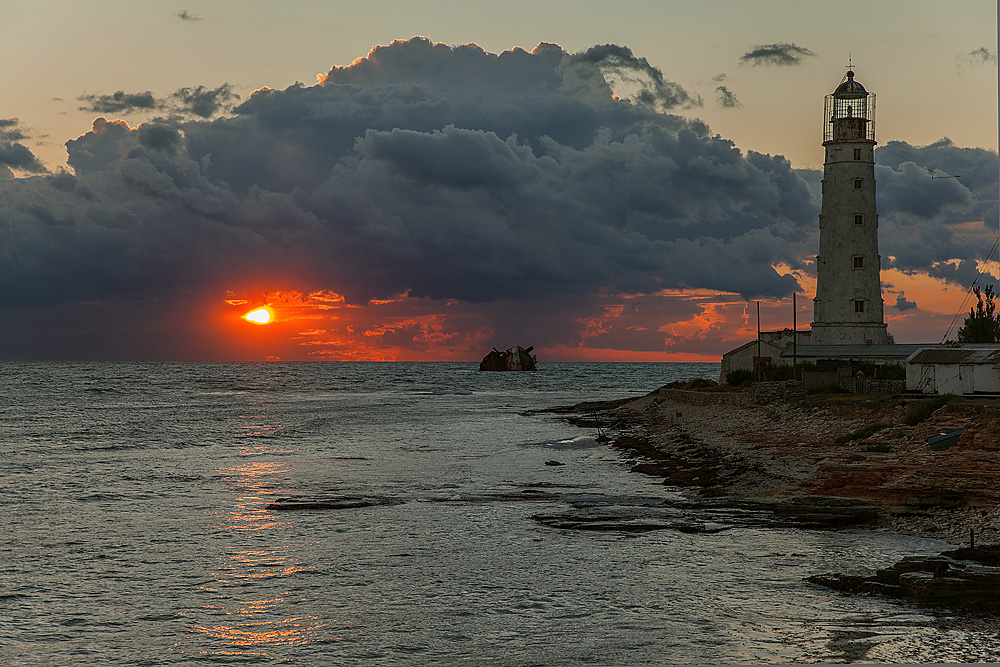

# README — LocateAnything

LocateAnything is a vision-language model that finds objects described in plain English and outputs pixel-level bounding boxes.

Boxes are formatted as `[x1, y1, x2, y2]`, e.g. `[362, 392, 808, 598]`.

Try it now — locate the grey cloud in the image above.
[0, 120, 48, 173]
[79, 90, 157, 114]
[739, 43, 816, 67]
[894, 294, 918, 311]
[570, 44, 701, 109]
[0, 38, 848, 316]
[138, 120, 183, 153]
[959, 47, 997, 68]
[876, 139, 998, 285]
[171, 84, 239, 118]
[320, 37, 699, 110]
[1, 118, 28, 142]
[716, 86, 742, 108]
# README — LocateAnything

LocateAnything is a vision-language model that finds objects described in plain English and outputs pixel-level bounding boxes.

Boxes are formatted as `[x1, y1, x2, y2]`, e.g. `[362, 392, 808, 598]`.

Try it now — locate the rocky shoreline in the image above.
[568, 380, 1000, 544]
[556, 381, 1000, 613]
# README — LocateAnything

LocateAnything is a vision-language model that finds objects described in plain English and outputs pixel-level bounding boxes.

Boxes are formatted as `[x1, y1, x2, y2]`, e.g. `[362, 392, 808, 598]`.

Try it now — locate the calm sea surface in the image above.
[2, 362, 997, 665]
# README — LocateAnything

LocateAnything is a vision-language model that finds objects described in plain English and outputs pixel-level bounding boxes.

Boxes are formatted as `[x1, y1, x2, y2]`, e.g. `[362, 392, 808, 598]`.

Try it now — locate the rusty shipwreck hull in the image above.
[479, 346, 537, 371]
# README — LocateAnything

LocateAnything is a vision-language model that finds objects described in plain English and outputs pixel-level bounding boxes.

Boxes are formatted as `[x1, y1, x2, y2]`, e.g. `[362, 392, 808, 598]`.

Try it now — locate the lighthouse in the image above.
[810, 70, 890, 346]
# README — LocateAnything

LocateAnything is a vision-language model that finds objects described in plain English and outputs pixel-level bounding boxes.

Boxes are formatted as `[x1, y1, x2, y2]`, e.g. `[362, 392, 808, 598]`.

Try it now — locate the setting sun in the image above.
[243, 307, 273, 324]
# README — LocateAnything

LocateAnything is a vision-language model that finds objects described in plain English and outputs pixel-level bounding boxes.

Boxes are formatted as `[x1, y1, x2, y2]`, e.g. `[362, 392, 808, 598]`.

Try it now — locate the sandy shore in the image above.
[589, 382, 1000, 545]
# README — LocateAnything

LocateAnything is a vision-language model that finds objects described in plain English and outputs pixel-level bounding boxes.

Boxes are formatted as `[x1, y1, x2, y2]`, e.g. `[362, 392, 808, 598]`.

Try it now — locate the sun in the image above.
[243, 307, 273, 324]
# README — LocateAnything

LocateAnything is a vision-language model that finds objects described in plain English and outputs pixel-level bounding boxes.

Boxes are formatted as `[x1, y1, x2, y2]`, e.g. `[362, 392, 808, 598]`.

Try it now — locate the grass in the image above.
[902, 395, 953, 426]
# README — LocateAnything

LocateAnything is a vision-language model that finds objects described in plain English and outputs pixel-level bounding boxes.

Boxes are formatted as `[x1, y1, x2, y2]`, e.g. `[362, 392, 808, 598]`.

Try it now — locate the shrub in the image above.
[902, 394, 953, 426]
[725, 368, 754, 387]
[862, 443, 892, 453]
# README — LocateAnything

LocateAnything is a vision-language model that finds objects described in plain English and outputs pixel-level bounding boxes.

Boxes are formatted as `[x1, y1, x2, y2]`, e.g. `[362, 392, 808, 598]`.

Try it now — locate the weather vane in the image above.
[847, 53, 854, 73]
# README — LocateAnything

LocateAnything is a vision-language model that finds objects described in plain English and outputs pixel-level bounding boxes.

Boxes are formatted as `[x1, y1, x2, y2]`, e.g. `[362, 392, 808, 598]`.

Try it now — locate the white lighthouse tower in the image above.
[810, 69, 890, 346]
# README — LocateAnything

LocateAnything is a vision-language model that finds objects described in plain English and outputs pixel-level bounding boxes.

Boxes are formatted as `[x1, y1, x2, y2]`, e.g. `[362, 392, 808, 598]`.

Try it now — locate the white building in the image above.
[906, 346, 1000, 395]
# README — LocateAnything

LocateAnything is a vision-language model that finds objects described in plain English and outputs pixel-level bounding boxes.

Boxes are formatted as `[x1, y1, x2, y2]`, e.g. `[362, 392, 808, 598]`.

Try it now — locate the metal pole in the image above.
[756, 301, 761, 382]
[793, 293, 797, 380]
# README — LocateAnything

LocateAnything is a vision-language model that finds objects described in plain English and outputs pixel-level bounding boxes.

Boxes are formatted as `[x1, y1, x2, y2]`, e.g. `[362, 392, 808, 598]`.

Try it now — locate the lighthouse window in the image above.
[854, 214, 864, 226]
[854, 148, 862, 160]
[853, 255, 864, 269]
[854, 300, 866, 313]
[853, 178, 863, 190]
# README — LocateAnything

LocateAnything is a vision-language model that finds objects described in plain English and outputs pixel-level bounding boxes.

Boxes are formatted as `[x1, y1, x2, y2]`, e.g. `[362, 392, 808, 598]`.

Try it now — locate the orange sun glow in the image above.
[243, 307, 273, 324]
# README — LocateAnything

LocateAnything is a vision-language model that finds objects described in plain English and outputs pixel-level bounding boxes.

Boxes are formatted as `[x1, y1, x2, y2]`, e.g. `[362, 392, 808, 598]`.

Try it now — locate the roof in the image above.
[783, 344, 925, 360]
[907, 346, 1000, 365]
[833, 71, 868, 99]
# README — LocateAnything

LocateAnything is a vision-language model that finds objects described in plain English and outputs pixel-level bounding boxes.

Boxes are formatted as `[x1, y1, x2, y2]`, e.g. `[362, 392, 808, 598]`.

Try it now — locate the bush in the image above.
[902, 394, 953, 426]
[806, 383, 841, 395]
[862, 443, 893, 453]
[725, 368, 754, 387]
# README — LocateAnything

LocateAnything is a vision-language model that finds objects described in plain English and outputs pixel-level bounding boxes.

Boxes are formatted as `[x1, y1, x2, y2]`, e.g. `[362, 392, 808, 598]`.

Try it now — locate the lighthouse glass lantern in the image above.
[823, 70, 875, 143]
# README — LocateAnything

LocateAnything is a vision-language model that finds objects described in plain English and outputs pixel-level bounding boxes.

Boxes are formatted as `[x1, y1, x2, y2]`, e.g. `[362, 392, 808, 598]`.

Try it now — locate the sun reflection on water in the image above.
[190, 434, 338, 657]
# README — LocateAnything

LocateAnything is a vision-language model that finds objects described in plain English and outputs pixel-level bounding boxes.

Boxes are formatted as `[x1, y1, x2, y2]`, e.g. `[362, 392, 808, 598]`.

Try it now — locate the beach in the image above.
[587, 381, 1000, 545]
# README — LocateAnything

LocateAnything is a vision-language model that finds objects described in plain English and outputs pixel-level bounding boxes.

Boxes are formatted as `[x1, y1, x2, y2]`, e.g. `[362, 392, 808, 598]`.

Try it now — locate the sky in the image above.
[1, 0, 998, 361]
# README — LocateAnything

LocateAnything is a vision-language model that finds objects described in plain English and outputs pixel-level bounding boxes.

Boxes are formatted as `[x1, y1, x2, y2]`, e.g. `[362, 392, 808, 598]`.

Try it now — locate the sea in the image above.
[2, 361, 997, 666]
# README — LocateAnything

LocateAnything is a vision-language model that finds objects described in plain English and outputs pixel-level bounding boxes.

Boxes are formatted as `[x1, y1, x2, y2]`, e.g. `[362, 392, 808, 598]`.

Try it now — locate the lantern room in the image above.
[823, 70, 876, 143]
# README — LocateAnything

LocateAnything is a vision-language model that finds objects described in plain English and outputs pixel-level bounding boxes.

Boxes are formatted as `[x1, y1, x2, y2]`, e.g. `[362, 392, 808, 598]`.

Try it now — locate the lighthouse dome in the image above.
[833, 71, 867, 99]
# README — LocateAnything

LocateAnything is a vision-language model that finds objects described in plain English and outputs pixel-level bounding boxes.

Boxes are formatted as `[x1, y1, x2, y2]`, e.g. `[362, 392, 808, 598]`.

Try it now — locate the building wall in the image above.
[811, 137, 889, 346]
[719, 329, 811, 383]
[906, 362, 1000, 395]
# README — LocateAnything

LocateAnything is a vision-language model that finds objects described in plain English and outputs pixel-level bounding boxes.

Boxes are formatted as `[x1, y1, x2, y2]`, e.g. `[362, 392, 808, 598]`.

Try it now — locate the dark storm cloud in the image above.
[1, 118, 28, 142]
[739, 43, 816, 67]
[0, 37, 890, 317]
[0, 120, 48, 173]
[171, 84, 240, 118]
[893, 294, 918, 312]
[715, 86, 741, 108]
[571, 44, 701, 109]
[177, 10, 201, 21]
[0, 142, 47, 172]
[79, 90, 157, 113]
[959, 47, 997, 68]
[876, 139, 999, 285]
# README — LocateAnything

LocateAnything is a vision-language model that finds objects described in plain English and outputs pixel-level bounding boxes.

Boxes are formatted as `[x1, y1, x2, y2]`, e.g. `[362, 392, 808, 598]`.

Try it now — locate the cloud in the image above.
[876, 138, 999, 286]
[2, 38, 814, 324]
[570, 43, 701, 109]
[170, 84, 240, 118]
[959, 47, 997, 68]
[715, 86, 742, 108]
[78, 90, 157, 114]
[894, 294, 918, 311]
[78, 85, 240, 119]
[2, 38, 995, 360]
[177, 10, 201, 21]
[739, 43, 816, 67]
[319, 37, 699, 110]
[0, 118, 48, 173]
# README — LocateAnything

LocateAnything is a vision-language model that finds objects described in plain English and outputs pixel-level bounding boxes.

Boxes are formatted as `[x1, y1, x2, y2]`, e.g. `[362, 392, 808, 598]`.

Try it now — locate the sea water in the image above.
[2, 362, 997, 665]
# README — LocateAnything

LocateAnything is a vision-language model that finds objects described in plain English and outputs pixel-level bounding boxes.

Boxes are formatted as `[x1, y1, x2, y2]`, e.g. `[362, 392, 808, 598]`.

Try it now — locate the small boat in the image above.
[479, 345, 537, 371]
[925, 427, 965, 451]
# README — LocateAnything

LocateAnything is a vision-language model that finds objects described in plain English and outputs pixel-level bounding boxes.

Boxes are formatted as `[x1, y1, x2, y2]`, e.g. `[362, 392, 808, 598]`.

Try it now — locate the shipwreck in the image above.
[479, 346, 537, 371]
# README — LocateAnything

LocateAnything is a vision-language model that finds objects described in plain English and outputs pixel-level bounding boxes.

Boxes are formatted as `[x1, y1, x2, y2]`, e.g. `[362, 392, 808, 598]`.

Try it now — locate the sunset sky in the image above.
[1, 0, 997, 361]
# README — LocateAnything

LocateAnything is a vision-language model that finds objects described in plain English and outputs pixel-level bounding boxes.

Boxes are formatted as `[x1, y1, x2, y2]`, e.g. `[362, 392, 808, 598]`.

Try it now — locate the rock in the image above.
[266, 495, 403, 511]
[809, 545, 1000, 613]
[544, 460, 565, 466]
